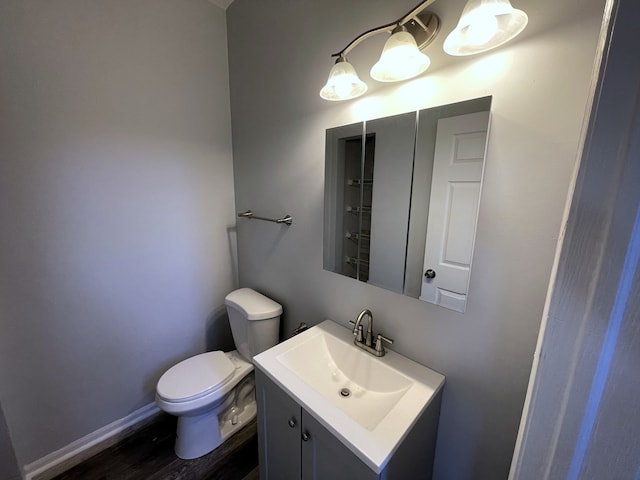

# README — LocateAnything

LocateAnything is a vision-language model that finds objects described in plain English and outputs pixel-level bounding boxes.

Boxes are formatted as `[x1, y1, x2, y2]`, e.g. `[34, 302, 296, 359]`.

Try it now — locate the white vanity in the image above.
[253, 320, 445, 479]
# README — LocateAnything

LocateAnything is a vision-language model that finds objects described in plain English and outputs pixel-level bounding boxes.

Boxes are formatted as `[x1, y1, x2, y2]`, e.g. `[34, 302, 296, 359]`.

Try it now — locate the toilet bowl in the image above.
[155, 288, 282, 459]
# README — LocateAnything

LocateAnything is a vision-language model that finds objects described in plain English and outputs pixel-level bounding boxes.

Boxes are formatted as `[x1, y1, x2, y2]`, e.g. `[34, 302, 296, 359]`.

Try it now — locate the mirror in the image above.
[323, 97, 492, 313]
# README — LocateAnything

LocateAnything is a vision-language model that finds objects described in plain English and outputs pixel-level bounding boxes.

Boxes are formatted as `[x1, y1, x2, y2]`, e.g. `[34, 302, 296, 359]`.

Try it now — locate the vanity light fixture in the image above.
[320, 1, 440, 101]
[319, 0, 528, 101]
[443, 0, 528, 56]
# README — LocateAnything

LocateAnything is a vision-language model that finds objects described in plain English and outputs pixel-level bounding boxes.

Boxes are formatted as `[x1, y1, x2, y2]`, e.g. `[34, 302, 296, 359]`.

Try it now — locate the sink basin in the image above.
[277, 329, 412, 431]
[253, 319, 445, 473]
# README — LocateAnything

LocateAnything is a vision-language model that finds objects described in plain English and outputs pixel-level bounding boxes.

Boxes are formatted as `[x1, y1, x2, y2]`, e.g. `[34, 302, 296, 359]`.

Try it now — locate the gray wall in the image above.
[0, 403, 20, 480]
[0, 0, 236, 468]
[227, 0, 604, 478]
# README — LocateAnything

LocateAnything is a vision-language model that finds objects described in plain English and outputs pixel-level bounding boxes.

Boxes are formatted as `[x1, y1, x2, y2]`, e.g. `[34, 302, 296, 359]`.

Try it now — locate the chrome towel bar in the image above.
[237, 210, 293, 226]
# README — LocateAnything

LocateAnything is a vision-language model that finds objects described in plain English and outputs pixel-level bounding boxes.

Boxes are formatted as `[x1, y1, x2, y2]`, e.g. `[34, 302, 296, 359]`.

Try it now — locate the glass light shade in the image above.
[370, 31, 431, 83]
[319, 59, 368, 101]
[444, 0, 528, 56]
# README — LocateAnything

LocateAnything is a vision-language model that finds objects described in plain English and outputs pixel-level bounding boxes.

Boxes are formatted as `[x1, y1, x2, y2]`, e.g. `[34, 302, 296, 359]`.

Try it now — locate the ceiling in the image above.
[208, 0, 234, 10]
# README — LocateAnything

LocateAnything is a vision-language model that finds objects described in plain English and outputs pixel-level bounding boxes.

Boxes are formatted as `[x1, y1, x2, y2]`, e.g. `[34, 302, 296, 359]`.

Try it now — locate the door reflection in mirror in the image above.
[419, 111, 490, 311]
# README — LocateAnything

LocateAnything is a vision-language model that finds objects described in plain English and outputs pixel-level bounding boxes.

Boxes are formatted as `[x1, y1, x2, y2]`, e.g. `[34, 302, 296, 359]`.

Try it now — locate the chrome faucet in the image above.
[354, 309, 374, 347]
[349, 309, 394, 357]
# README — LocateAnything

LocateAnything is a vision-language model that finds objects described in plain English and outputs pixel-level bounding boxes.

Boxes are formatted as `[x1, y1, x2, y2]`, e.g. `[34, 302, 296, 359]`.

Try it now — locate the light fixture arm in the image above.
[330, 0, 439, 58]
[331, 20, 398, 59]
[397, 0, 439, 25]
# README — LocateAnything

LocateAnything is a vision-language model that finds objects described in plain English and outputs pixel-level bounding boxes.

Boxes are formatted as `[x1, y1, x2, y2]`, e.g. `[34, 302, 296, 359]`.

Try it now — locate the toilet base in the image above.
[174, 398, 257, 460]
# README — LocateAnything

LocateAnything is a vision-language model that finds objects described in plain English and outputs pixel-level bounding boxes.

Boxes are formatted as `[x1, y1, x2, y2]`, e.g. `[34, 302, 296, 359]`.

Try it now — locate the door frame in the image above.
[509, 0, 640, 477]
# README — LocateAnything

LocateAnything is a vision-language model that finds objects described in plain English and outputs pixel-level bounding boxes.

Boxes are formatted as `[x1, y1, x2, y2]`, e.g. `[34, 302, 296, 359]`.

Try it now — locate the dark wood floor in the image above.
[52, 414, 259, 480]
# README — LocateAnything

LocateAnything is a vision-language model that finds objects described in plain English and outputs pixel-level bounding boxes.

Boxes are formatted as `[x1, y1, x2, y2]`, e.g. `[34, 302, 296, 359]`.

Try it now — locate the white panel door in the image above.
[420, 111, 490, 312]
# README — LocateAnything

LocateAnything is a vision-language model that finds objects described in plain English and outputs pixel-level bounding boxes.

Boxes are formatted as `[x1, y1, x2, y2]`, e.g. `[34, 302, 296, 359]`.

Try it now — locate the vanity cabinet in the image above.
[255, 368, 441, 480]
[256, 368, 377, 480]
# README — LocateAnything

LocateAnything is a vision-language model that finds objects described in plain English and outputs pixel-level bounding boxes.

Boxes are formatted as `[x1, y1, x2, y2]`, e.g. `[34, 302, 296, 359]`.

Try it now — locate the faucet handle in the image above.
[375, 334, 394, 356]
[356, 325, 364, 343]
[349, 320, 365, 343]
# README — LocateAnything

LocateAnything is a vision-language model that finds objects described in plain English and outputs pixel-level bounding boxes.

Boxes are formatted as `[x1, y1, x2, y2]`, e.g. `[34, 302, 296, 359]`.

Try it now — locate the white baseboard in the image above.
[23, 403, 161, 480]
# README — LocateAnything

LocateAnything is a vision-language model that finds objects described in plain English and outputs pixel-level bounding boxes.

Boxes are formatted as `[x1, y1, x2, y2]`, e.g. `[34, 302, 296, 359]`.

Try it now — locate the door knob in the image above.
[425, 269, 436, 279]
[302, 432, 310, 442]
[288, 418, 297, 428]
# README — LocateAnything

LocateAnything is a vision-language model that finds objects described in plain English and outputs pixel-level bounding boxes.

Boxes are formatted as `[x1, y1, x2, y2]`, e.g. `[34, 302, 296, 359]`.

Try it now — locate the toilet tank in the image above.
[225, 288, 282, 361]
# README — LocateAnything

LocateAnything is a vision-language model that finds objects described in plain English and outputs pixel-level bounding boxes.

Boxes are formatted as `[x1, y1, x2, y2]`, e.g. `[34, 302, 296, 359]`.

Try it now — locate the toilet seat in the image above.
[157, 351, 235, 403]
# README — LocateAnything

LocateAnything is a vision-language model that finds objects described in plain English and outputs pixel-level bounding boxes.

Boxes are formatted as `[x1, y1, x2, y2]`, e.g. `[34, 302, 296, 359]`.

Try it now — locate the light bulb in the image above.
[444, 0, 528, 56]
[370, 30, 431, 83]
[465, 14, 498, 46]
[332, 73, 354, 99]
[320, 57, 368, 101]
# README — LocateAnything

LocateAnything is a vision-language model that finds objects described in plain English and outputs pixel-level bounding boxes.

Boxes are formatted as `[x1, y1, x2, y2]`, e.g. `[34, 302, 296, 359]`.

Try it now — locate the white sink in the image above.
[277, 328, 413, 431]
[253, 319, 445, 473]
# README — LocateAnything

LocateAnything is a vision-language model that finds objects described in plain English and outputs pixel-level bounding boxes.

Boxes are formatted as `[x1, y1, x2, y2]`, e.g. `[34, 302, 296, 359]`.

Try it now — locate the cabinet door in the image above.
[301, 410, 378, 480]
[256, 369, 302, 480]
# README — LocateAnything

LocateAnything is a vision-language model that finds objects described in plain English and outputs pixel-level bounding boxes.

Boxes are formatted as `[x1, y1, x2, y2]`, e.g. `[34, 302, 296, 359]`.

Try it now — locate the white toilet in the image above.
[155, 288, 282, 459]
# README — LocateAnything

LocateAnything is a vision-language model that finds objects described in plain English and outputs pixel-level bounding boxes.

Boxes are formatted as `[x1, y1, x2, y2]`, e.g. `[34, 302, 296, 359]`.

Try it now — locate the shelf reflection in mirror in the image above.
[323, 97, 492, 313]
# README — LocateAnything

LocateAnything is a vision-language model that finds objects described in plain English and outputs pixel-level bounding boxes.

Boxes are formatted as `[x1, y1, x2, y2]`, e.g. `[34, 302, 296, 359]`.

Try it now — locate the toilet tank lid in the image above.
[225, 288, 282, 320]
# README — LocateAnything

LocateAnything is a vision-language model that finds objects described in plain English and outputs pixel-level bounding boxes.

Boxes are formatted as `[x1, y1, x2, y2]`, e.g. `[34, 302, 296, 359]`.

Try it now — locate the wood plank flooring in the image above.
[52, 414, 258, 480]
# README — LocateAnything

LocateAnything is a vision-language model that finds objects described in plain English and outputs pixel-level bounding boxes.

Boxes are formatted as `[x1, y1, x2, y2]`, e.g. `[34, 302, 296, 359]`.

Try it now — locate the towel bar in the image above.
[237, 210, 292, 226]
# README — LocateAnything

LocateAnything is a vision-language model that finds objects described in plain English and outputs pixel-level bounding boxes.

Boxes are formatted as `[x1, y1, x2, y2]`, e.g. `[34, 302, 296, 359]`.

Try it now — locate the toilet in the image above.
[155, 288, 282, 459]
